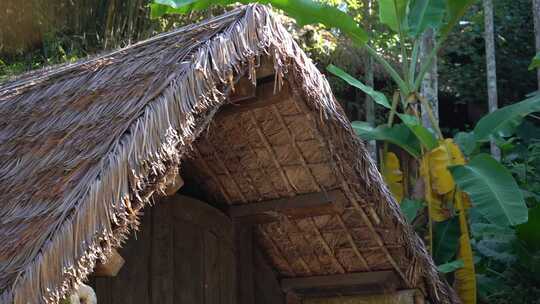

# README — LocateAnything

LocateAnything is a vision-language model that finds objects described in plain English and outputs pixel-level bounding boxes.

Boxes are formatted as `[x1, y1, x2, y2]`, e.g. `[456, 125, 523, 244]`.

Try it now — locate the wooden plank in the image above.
[232, 213, 280, 225]
[173, 217, 204, 304]
[236, 225, 255, 304]
[164, 194, 232, 243]
[204, 231, 220, 304]
[151, 200, 174, 304]
[218, 82, 290, 117]
[94, 277, 112, 304]
[281, 271, 400, 292]
[98, 196, 239, 304]
[228, 190, 345, 218]
[220, 240, 236, 304]
[92, 277, 111, 304]
[111, 209, 152, 304]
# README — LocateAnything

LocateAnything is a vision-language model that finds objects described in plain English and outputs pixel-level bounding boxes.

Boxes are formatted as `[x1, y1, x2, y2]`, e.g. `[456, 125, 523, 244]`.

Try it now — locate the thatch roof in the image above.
[0, 5, 458, 304]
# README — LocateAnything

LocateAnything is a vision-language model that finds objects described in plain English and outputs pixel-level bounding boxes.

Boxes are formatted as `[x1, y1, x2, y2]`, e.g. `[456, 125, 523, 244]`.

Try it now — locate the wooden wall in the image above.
[235, 226, 286, 304]
[90, 195, 235, 304]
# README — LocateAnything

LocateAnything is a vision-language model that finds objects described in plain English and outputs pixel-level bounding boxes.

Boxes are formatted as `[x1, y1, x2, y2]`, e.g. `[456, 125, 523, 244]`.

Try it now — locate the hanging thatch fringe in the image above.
[0, 5, 458, 304]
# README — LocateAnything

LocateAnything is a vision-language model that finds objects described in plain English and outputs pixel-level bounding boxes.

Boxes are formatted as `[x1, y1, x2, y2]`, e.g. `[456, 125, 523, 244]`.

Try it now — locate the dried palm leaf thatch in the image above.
[0, 4, 458, 304]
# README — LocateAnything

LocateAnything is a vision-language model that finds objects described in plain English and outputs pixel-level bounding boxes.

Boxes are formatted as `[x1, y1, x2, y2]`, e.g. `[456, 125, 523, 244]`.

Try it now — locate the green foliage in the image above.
[378, 0, 408, 32]
[439, 0, 536, 112]
[471, 206, 540, 303]
[0, 33, 87, 82]
[476, 237, 517, 264]
[327, 64, 391, 109]
[473, 93, 540, 142]
[352, 122, 421, 157]
[400, 198, 423, 223]
[397, 113, 438, 150]
[505, 122, 540, 206]
[469, 126, 540, 303]
[0, 0, 206, 81]
[528, 52, 540, 71]
[440, 0, 476, 37]
[471, 222, 513, 238]
[516, 206, 540, 252]
[450, 153, 528, 227]
[454, 131, 476, 156]
[407, 0, 446, 37]
[438, 259, 464, 273]
[433, 217, 460, 264]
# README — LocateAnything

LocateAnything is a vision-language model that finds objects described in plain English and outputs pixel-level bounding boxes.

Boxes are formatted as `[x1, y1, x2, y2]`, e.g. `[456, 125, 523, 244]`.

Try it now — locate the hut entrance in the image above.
[90, 194, 235, 304]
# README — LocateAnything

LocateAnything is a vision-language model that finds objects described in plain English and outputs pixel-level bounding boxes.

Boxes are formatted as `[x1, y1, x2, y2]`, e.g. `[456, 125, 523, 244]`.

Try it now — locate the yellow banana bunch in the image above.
[382, 152, 404, 203]
[421, 139, 476, 304]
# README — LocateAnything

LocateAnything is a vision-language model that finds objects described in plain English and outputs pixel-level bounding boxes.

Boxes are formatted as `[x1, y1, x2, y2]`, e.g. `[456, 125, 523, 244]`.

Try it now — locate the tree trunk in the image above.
[483, 0, 501, 160]
[364, 0, 377, 159]
[420, 28, 439, 130]
[533, 0, 540, 89]
[364, 55, 377, 158]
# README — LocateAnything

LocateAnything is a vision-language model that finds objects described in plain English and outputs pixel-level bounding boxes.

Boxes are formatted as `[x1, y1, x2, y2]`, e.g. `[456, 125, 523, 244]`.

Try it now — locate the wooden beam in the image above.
[286, 292, 302, 304]
[219, 81, 290, 117]
[303, 289, 420, 304]
[280, 271, 400, 293]
[228, 190, 343, 217]
[228, 190, 345, 223]
[163, 170, 184, 196]
[228, 77, 256, 103]
[256, 56, 275, 80]
[93, 249, 125, 277]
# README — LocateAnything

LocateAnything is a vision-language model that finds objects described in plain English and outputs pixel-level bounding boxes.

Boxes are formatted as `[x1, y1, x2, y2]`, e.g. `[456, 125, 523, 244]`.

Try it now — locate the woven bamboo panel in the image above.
[184, 81, 408, 280]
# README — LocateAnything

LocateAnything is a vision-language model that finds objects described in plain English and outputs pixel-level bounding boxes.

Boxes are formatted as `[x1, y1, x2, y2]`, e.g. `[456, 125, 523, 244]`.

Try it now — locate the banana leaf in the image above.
[352, 122, 421, 157]
[450, 153, 528, 227]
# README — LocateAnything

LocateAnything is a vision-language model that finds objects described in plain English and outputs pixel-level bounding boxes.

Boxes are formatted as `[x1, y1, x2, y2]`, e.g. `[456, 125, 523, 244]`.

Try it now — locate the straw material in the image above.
[0, 5, 459, 304]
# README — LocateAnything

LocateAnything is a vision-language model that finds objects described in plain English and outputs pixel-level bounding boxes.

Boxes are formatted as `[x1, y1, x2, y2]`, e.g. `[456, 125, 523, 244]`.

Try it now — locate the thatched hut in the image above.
[0, 5, 459, 304]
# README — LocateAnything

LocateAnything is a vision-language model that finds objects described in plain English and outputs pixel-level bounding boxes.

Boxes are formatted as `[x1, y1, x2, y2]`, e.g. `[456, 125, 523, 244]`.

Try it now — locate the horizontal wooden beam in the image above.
[303, 289, 421, 304]
[228, 77, 257, 103]
[219, 81, 290, 117]
[228, 190, 345, 223]
[256, 55, 275, 80]
[281, 271, 400, 293]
